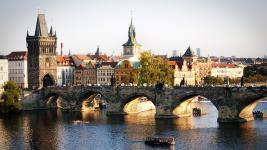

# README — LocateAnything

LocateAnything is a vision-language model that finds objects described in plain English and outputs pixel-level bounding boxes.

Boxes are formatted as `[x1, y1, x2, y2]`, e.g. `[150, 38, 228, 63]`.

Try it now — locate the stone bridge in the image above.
[22, 86, 267, 122]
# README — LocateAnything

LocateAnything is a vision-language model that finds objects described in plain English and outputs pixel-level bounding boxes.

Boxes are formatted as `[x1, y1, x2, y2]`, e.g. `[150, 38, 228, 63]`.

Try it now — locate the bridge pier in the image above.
[217, 105, 245, 122]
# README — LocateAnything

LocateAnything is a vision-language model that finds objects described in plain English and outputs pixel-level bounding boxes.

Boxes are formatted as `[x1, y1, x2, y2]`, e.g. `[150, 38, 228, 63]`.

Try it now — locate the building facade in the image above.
[97, 62, 117, 85]
[56, 55, 75, 86]
[172, 60, 198, 86]
[211, 63, 244, 78]
[72, 55, 97, 86]
[0, 56, 8, 94]
[115, 60, 139, 85]
[74, 62, 96, 86]
[7, 51, 28, 88]
[26, 14, 57, 89]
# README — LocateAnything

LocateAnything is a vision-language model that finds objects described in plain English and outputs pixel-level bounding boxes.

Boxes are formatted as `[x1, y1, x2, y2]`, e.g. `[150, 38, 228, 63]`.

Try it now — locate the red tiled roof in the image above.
[212, 63, 238, 68]
[167, 61, 177, 66]
[75, 55, 91, 61]
[7, 51, 27, 60]
[56, 55, 75, 66]
[89, 54, 109, 61]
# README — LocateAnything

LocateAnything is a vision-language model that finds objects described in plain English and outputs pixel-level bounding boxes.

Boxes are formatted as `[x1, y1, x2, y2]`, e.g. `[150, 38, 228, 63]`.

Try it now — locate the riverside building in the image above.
[7, 51, 28, 88]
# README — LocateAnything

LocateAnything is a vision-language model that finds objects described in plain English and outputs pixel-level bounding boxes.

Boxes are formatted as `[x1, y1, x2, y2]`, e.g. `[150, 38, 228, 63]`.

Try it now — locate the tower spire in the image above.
[27, 29, 29, 37]
[95, 45, 100, 55]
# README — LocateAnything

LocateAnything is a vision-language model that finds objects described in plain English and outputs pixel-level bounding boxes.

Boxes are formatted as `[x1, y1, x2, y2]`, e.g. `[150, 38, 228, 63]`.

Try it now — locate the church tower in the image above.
[183, 46, 197, 66]
[26, 14, 57, 89]
[122, 18, 142, 59]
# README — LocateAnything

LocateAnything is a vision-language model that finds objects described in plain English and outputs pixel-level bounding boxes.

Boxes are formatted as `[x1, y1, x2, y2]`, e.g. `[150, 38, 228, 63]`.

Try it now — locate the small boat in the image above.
[72, 120, 89, 124]
[99, 102, 107, 109]
[145, 137, 175, 146]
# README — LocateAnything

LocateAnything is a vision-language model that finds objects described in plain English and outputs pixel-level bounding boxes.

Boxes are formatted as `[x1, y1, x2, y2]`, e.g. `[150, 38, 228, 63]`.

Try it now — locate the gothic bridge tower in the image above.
[26, 14, 57, 89]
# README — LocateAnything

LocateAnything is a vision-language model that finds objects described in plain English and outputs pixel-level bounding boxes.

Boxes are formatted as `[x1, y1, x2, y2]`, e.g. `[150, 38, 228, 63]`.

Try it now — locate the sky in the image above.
[0, 0, 266, 57]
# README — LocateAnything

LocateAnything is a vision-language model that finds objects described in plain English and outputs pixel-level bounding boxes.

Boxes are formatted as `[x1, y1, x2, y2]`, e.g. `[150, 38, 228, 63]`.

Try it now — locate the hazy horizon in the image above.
[0, 0, 267, 57]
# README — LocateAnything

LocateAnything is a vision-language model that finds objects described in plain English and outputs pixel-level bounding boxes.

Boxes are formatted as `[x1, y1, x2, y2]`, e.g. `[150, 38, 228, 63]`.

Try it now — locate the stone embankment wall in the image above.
[21, 91, 45, 110]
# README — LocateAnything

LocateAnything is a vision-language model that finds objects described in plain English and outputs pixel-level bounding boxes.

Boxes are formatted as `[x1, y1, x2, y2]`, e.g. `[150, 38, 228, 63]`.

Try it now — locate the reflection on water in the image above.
[0, 102, 266, 149]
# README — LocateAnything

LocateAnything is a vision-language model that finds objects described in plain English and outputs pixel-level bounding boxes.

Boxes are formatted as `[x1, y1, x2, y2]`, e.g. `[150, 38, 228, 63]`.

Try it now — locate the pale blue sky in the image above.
[0, 0, 266, 57]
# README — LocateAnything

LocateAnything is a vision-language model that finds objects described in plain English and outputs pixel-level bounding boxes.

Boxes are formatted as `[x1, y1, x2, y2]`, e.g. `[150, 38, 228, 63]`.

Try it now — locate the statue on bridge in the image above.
[241, 76, 244, 87]
[155, 81, 164, 91]
[180, 77, 185, 87]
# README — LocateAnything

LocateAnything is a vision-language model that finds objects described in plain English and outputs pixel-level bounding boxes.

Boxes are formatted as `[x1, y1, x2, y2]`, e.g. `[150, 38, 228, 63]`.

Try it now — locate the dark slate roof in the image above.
[169, 56, 183, 62]
[35, 14, 48, 37]
[122, 19, 141, 46]
[183, 46, 196, 57]
[0, 55, 7, 59]
[100, 62, 118, 68]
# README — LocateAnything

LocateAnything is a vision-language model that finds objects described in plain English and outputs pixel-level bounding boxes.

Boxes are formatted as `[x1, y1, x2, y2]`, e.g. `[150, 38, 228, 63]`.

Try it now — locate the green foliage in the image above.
[203, 76, 224, 85]
[244, 65, 267, 77]
[244, 74, 267, 83]
[0, 81, 21, 113]
[137, 52, 174, 86]
[243, 65, 267, 83]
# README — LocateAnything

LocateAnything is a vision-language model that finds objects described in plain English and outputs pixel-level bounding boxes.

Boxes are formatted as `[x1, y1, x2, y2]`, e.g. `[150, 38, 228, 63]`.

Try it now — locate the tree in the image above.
[203, 76, 224, 85]
[0, 81, 22, 113]
[137, 51, 174, 86]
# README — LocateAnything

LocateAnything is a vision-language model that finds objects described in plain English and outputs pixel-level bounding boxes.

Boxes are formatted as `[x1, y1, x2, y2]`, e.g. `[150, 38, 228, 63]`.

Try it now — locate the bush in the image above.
[0, 81, 22, 113]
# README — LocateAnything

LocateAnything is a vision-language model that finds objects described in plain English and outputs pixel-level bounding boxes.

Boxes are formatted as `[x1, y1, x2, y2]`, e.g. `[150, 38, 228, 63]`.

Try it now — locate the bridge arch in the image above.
[239, 96, 267, 121]
[44, 92, 63, 108]
[121, 92, 156, 114]
[77, 89, 109, 110]
[170, 94, 216, 117]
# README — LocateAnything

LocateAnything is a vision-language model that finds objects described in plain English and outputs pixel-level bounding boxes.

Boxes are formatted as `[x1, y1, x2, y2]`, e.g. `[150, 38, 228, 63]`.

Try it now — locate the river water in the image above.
[0, 101, 267, 150]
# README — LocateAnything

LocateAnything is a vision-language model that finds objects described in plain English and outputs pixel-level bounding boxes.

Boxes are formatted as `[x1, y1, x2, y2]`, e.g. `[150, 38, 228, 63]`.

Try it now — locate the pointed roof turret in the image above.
[49, 26, 54, 36]
[35, 14, 49, 37]
[183, 46, 196, 57]
[68, 49, 71, 56]
[27, 30, 29, 37]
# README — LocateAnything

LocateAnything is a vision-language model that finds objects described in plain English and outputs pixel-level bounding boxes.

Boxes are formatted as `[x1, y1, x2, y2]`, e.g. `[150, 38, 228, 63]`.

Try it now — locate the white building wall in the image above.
[0, 59, 8, 93]
[8, 60, 28, 88]
[211, 67, 244, 78]
[97, 66, 114, 85]
[57, 66, 75, 86]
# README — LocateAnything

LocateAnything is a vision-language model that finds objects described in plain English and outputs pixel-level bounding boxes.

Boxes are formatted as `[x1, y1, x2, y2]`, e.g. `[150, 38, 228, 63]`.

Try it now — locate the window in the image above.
[46, 58, 50, 68]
